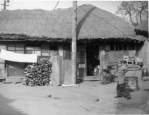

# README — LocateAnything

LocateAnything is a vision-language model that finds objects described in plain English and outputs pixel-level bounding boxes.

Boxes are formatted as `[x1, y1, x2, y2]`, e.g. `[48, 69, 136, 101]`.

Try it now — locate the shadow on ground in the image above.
[144, 89, 149, 92]
[76, 79, 84, 84]
[114, 81, 149, 114]
[143, 79, 149, 81]
[0, 94, 27, 115]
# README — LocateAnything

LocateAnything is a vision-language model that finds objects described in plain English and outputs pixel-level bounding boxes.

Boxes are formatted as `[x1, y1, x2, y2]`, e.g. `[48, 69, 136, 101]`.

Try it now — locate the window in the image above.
[110, 45, 115, 50]
[8, 44, 15, 50]
[119, 45, 123, 50]
[99, 45, 104, 50]
[105, 44, 133, 51]
[26, 45, 41, 56]
[104, 43, 137, 51]
[130, 45, 135, 50]
[50, 45, 58, 56]
[7, 44, 24, 53]
[42, 51, 50, 56]
[123, 45, 127, 50]
[105, 45, 110, 51]
[115, 45, 119, 50]
[26, 44, 58, 58]
[41, 44, 50, 56]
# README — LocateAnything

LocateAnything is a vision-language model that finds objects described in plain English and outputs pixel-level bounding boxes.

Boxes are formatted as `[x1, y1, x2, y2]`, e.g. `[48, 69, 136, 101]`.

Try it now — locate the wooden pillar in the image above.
[58, 45, 64, 85]
[0, 44, 7, 78]
[147, 41, 149, 68]
[71, 1, 77, 84]
[2, 0, 9, 10]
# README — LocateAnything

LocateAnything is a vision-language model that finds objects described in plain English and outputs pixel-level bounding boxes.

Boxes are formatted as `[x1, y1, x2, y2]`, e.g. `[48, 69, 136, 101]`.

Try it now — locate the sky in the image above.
[0, 0, 122, 14]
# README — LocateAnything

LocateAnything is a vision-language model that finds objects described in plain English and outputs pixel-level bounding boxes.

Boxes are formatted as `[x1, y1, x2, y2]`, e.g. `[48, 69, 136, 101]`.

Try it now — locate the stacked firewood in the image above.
[23, 58, 52, 86]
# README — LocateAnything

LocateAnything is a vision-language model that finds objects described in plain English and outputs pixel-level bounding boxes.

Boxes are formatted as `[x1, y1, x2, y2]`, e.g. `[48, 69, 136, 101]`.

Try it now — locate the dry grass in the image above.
[136, 20, 148, 32]
[0, 4, 136, 40]
[135, 20, 148, 38]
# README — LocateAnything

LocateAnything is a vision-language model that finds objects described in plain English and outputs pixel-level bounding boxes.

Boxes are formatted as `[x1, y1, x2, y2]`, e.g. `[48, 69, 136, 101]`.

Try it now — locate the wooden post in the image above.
[4, 0, 6, 10]
[1, 0, 9, 10]
[71, 1, 77, 84]
[58, 45, 64, 85]
[147, 41, 149, 68]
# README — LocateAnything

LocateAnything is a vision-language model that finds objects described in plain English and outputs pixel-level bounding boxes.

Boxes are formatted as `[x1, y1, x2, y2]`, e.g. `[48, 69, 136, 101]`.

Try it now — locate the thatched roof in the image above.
[136, 20, 148, 32]
[0, 4, 136, 41]
[135, 20, 148, 38]
[134, 35, 146, 41]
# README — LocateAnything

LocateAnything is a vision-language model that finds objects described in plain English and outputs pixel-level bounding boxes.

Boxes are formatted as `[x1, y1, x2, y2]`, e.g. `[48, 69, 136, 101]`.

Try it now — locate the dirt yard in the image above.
[0, 78, 149, 115]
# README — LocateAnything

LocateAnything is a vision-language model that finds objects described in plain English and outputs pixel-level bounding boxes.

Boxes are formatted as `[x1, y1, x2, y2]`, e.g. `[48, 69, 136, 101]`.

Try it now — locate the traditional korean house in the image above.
[0, 4, 144, 84]
[135, 20, 149, 69]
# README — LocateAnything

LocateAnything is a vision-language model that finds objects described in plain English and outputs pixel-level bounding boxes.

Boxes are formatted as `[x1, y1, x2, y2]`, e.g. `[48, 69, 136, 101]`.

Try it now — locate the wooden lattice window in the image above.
[26, 45, 41, 56]
[7, 44, 24, 53]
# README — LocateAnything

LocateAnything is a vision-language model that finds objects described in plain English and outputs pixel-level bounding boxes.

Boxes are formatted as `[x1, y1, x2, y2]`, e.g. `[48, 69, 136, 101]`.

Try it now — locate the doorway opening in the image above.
[86, 44, 99, 76]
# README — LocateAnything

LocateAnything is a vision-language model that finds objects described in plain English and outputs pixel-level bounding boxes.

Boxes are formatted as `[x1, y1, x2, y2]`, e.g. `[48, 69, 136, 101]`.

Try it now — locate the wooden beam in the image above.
[71, 1, 77, 84]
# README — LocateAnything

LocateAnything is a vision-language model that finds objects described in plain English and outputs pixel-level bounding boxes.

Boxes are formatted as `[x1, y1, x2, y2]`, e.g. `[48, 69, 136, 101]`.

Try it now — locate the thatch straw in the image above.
[134, 35, 147, 41]
[136, 20, 148, 32]
[135, 20, 148, 38]
[0, 4, 136, 40]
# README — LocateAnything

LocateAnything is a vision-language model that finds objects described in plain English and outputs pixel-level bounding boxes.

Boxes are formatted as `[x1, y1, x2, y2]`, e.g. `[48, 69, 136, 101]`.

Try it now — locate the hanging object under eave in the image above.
[0, 49, 38, 63]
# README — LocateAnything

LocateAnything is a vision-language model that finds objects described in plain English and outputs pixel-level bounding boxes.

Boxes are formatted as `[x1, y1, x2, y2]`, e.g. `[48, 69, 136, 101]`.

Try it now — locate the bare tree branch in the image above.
[116, 1, 148, 26]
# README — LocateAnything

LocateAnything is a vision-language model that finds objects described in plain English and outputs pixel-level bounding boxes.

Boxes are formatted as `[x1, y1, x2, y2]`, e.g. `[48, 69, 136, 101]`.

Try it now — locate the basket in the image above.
[125, 76, 139, 91]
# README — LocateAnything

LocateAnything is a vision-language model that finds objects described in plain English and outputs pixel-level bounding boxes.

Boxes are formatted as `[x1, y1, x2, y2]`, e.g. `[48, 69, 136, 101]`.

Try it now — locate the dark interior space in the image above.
[86, 44, 99, 76]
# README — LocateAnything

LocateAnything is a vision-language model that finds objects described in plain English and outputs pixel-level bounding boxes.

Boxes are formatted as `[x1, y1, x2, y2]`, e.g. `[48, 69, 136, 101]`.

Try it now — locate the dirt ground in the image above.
[0, 78, 149, 115]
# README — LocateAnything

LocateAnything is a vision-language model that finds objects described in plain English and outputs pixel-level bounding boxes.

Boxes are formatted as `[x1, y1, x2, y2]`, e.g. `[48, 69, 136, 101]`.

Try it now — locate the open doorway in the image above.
[86, 44, 99, 76]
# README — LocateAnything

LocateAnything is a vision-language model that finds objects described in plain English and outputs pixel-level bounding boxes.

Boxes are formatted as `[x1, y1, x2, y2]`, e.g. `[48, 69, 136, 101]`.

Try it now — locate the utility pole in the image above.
[1, 0, 9, 10]
[54, 1, 59, 10]
[71, 1, 77, 84]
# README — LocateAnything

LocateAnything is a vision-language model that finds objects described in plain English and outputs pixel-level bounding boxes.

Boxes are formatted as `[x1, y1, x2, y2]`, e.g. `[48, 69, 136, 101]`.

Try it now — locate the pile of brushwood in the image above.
[23, 58, 52, 86]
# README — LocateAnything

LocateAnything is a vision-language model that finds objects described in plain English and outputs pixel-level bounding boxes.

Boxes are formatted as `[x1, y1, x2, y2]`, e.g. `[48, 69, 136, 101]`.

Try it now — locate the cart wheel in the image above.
[106, 77, 110, 84]
[100, 71, 107, 84]
[110, 75, 115, 82]
[104, 77, 108, 84]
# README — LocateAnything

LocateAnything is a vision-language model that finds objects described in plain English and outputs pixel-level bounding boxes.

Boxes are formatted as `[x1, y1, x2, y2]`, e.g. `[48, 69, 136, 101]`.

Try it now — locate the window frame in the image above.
[7, 44, 25, 54]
